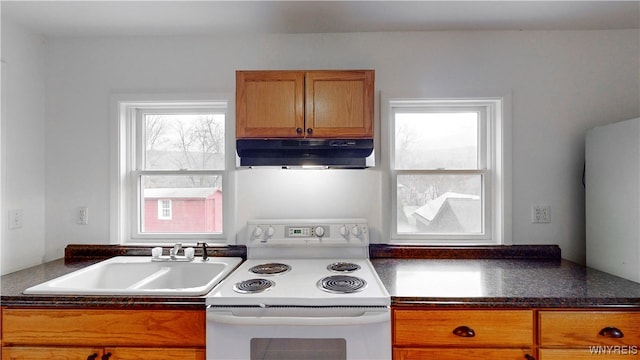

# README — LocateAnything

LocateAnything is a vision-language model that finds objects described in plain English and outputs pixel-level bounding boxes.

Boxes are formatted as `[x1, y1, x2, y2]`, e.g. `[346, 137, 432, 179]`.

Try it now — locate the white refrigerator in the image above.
[585, 117, 640, 283]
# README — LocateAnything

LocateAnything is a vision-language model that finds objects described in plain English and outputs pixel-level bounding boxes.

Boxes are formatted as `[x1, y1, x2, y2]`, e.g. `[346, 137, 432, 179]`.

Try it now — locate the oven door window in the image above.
[251, 338, 346, 360]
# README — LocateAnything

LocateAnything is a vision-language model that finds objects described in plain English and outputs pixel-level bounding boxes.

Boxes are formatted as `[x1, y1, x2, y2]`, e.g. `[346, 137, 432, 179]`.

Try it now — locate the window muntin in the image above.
[391, 99, 500, 243]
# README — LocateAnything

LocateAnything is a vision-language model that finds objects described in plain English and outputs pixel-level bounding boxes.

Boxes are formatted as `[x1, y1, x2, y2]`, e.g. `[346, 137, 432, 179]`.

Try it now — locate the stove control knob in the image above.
[351, 225, 361, 237]
[314, 226, 325, 237]
[339, 225, 349, 238]
[265, 226, 275, 238]
[252, 226, 263, 238]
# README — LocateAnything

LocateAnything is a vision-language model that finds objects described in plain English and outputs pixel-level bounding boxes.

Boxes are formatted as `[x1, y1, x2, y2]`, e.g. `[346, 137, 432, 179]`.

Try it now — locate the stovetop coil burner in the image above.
[327, 262, 361, 273]
[233, 278, 275, 294]
[249, 263, 291, 275]
[317, 275, 367, 294]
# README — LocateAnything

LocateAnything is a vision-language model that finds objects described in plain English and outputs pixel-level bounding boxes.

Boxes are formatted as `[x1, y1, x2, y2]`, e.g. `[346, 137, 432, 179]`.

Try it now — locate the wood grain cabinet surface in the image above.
[392, 308, 640, 360]
[393, 309, 535, 360]
[236, 70, 374, 139]
[538, 310, 640, 360]
[1, 308, 205, 360]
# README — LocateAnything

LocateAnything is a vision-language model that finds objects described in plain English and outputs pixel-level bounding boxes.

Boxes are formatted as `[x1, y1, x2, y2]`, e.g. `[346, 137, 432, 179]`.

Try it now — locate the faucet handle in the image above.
[184, 247, 195, 260]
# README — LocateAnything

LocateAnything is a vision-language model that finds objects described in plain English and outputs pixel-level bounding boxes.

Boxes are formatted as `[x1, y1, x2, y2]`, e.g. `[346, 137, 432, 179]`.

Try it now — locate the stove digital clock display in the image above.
[287, 227, 310, 237]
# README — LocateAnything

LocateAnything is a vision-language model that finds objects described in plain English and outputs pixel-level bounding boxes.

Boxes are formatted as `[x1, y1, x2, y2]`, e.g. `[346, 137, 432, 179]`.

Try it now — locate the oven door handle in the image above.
[207, 310, 389, 326]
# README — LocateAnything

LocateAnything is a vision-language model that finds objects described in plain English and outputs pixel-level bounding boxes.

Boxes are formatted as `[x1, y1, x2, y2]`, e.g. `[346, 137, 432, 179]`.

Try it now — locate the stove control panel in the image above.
[246, 219, 369, 246]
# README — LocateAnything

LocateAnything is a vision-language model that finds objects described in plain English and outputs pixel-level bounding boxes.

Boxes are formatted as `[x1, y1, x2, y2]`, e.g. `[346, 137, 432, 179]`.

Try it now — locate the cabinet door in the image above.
[305, 70, 374, 138]
[236, 70, 305, 138]
[539, 348, 639, 359]
[394, 348, 535, 360]
[539, 311, 640, 346]
[105, 347, 205, 360]
[1, 346, 103, 360]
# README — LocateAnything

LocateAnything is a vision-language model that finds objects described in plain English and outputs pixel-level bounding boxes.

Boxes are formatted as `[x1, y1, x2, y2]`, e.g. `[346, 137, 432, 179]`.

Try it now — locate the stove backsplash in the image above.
[236, 169, 382, 244]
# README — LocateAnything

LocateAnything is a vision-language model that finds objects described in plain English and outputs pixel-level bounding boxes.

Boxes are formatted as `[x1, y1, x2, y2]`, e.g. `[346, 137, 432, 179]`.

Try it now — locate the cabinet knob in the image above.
[599, 326, 624, 338]
[101, 353, 112, 360]
[296, 127, 303, 134]
[306, 128, 313, 134]
[452, 325, 476, 337]
[525, 355, 536, 360]
[87, 354, 98, 360]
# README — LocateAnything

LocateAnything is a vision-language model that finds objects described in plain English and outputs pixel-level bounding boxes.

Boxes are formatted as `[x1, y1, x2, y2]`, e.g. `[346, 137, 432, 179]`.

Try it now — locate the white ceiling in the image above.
[2, 1, 639, 37]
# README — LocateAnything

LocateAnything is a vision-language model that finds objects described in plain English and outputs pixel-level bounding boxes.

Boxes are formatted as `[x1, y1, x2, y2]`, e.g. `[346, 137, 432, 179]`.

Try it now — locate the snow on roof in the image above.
[413, 192, 480, 222]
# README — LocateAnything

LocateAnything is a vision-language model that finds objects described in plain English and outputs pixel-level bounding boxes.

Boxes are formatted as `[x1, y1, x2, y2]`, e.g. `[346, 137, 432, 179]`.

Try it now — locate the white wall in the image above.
[8, 29, 637, 270]
[1, 20, 47, 275]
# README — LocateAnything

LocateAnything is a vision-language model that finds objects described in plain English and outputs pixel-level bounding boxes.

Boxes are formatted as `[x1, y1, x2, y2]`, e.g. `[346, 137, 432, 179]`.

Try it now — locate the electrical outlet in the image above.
[78, 206, 89, 225]
[8, 209, 23, 229]
[532, 205, 551, 223]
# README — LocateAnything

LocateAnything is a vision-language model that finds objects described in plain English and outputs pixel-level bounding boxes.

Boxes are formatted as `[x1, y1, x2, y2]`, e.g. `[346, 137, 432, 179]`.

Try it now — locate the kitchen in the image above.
[1, 1, 640, 359]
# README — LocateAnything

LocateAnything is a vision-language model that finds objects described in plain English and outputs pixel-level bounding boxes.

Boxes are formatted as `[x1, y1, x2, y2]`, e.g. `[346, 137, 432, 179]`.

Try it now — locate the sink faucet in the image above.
[170, 243, 182, 260]
[197, 242, 209, 261]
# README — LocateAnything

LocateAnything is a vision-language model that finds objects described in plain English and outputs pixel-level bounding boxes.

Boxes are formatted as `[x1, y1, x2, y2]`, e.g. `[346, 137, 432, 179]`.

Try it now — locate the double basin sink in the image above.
[23, 256, 242, 296]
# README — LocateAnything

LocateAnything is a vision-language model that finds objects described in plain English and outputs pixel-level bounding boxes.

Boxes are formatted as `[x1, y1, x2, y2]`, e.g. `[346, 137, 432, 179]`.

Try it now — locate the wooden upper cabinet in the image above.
[236, 70, 305, 138]
[236, 70, 374, 139]
[305, 70, 374, 138]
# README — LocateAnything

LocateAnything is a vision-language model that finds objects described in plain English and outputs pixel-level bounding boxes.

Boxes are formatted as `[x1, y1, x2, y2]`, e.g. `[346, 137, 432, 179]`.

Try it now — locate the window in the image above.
[113, 98, 230, 244]
[390, 98, 508, 244]
[157, 200, 172, 220]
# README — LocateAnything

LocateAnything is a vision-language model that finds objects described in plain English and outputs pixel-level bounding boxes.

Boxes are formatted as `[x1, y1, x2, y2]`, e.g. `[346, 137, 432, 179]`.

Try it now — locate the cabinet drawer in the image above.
[394, 347, 535, 360]
[1, 346, 104, 360]
[539, 311, 640, 346]
[105, 347, 205, 360]
[393, 309, 533, 347]
[2, 308, 205, 347]
[539, 348, 639, 359]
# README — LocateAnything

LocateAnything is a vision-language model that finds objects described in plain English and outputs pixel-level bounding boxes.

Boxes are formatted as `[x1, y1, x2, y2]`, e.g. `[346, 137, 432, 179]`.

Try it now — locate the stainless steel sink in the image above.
[23, 256, 242, 296]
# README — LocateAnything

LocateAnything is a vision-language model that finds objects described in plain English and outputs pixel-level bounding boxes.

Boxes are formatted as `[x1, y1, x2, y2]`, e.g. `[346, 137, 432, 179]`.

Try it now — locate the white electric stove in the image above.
[206, 219, 391, 360]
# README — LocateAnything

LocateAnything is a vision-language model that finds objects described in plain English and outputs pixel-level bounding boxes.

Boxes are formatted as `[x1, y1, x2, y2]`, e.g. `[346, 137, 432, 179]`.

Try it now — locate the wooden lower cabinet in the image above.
[1, 308, 205, 360]
[2, 347, 204, 360]
[539, 349, 638, 360]
[394, 348, 534, 360]
[393, 307, 640, 360]
[2, 347, 104, 360]
[393, 308, 535, 360]
[538, 310, 640, 359]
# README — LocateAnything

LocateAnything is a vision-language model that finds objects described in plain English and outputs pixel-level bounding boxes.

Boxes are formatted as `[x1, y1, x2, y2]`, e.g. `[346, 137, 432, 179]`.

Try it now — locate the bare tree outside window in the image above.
[140, 113, 225, 234]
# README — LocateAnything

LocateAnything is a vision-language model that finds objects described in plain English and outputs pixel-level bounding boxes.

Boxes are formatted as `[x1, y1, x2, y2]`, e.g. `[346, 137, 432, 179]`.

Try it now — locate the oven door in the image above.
[206, 306, 391, 360]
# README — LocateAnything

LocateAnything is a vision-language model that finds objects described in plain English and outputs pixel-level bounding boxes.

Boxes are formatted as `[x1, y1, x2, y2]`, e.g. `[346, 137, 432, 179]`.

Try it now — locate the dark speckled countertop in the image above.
[372, 258, 640, 308]
[2, 245, 639, 309]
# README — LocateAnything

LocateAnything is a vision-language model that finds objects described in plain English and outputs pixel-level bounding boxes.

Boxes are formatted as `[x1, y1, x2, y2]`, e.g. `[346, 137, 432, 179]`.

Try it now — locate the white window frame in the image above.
[387, 96, 511, 245]
[157, 199, 172, 220]
[111, 94, 234, 245]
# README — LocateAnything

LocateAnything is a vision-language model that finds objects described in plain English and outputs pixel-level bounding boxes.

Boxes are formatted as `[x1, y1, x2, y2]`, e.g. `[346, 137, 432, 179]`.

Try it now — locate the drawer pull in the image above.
[87, 354, 98, 360]
[101, 353, 112, 360]
[599, 326, 624, 338]
[525, 355, 536, 360]
[453, 325, 476, 337]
